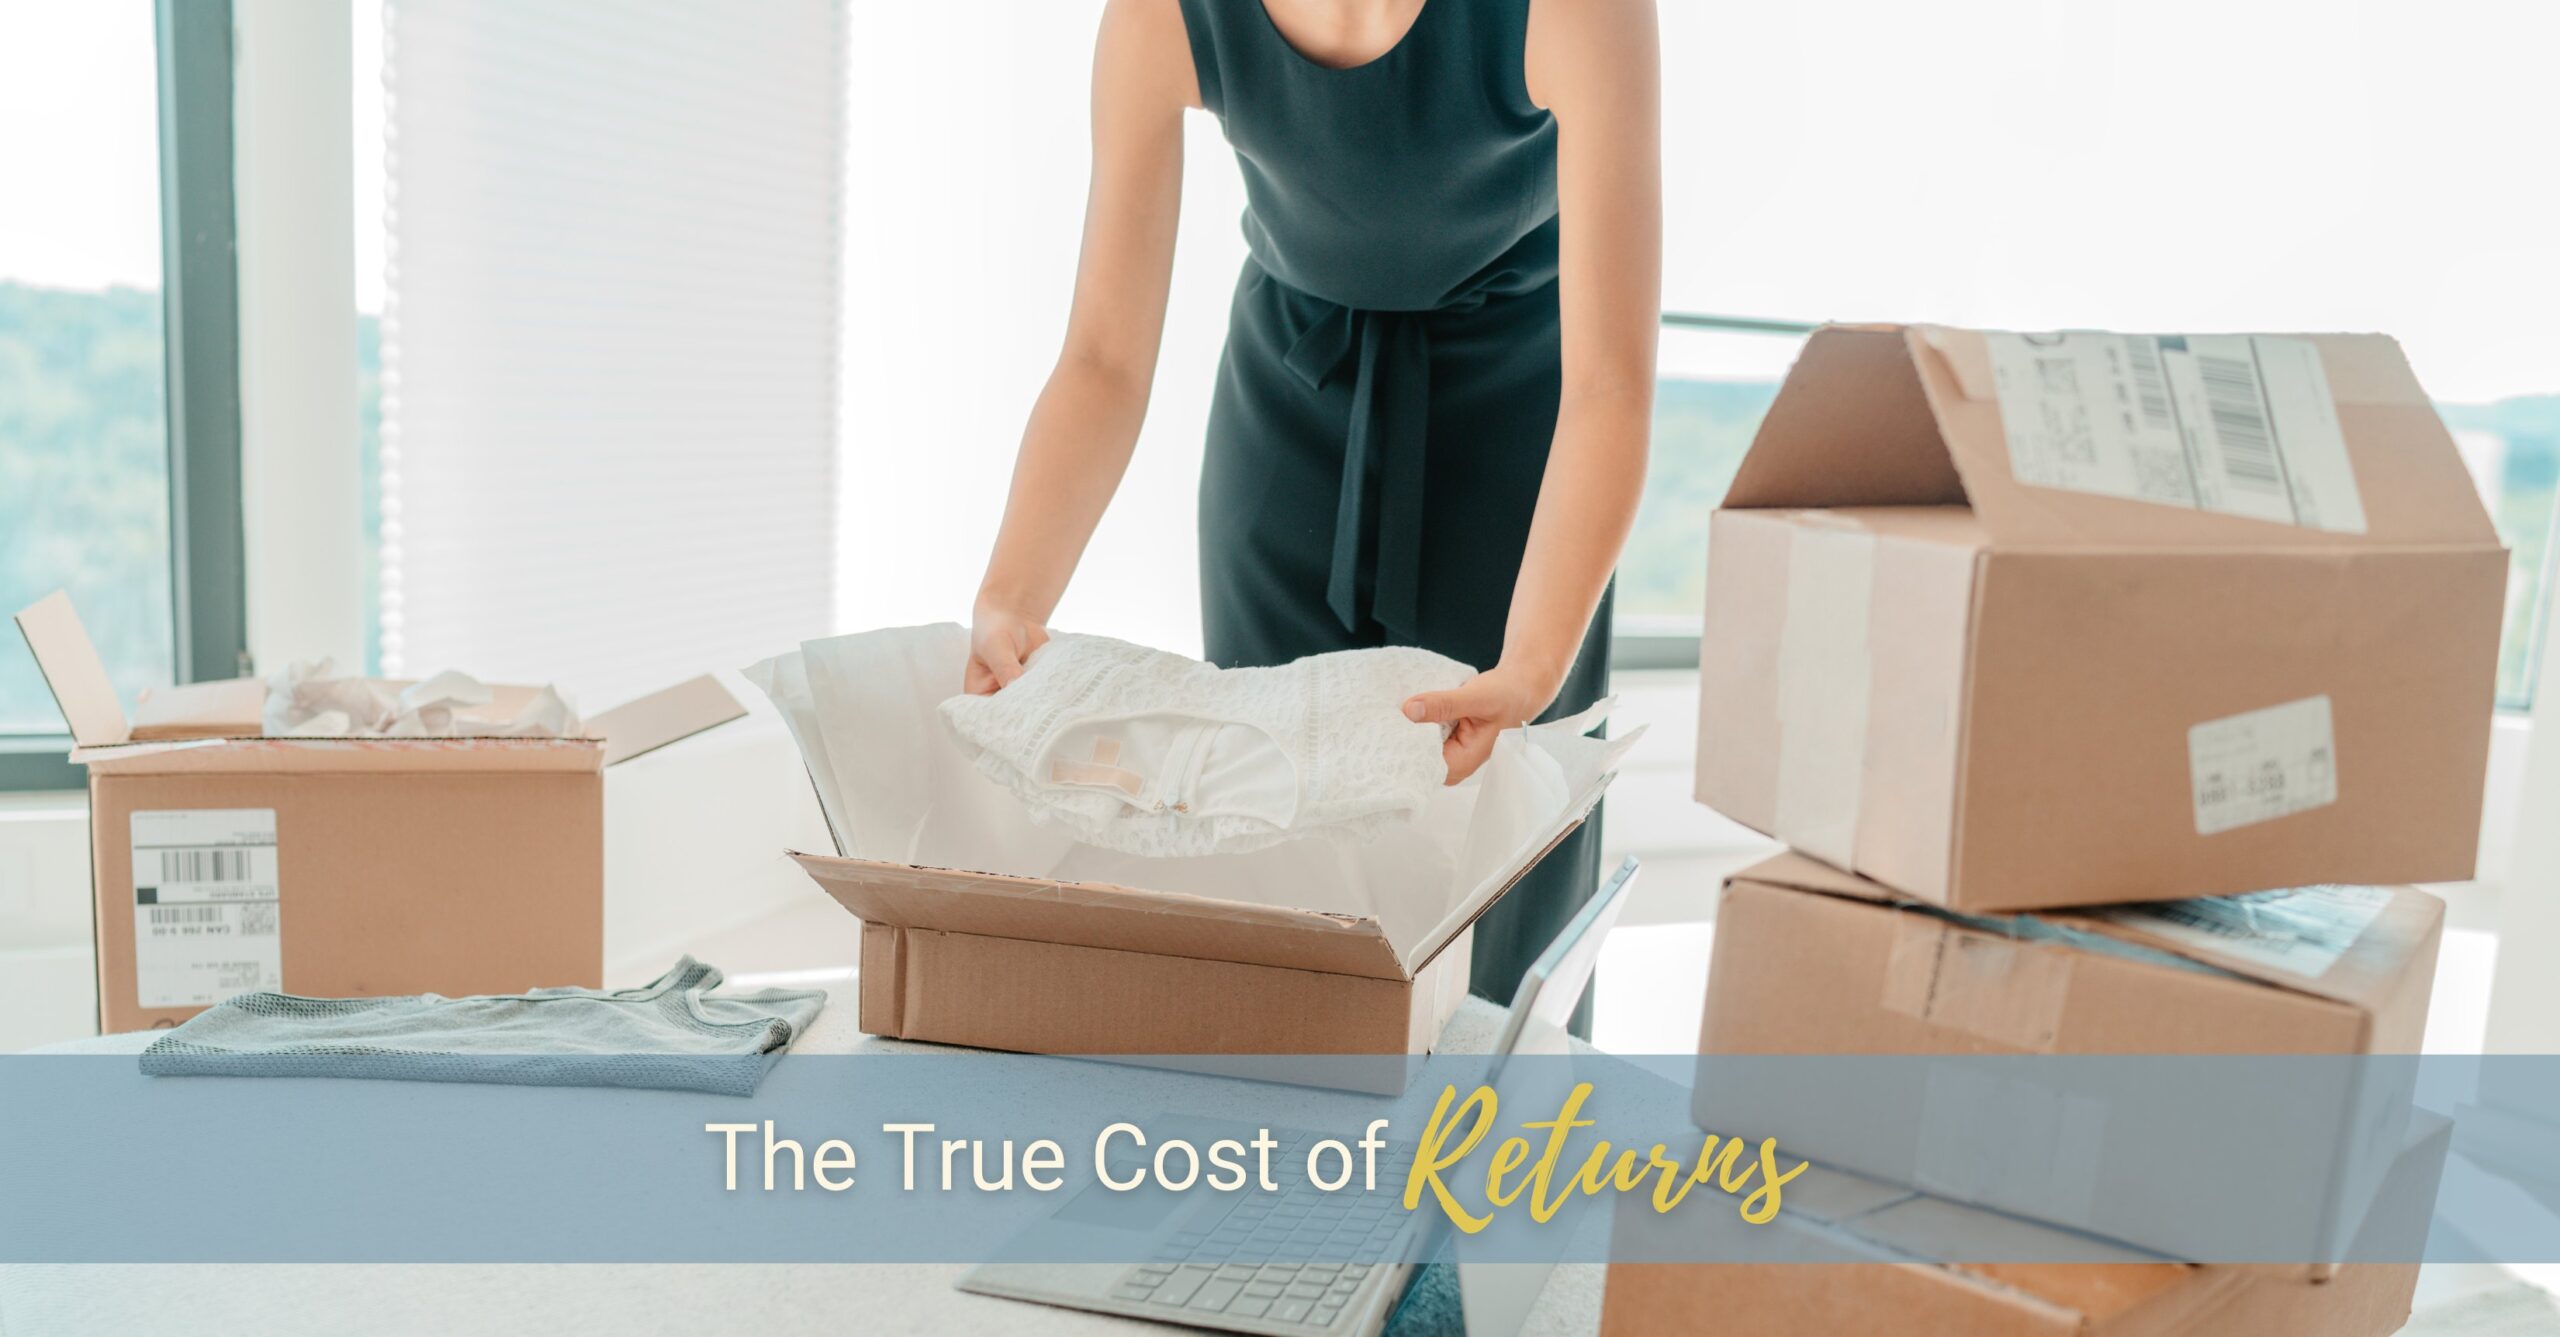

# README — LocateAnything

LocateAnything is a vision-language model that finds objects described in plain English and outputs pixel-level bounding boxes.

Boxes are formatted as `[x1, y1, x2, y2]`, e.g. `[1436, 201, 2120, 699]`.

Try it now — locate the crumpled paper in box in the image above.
[746, 624, 1639, 972]
[260, 658, 580, 738]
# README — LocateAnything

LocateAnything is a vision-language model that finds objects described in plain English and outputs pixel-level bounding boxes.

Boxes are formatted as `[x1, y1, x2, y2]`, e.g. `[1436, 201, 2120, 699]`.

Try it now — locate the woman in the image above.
[966, 0, 1660, 1030]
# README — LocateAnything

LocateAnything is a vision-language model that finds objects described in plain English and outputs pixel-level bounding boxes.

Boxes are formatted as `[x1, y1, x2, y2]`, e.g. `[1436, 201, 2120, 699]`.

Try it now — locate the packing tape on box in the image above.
[1773, 522, 1876, 869]
[1914, 1061, 2109, 1228]
[1882, 913, 2074, 1052]
[1874, 900, 2262, 1051]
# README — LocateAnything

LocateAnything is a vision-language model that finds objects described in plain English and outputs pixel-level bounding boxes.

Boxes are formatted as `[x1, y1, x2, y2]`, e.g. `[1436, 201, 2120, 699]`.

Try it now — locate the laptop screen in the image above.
[1488, 856, 1639, 1071]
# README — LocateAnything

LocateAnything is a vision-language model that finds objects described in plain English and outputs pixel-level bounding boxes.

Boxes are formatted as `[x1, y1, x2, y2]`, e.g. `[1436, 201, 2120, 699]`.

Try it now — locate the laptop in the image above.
[958, 855, 1642, 1336]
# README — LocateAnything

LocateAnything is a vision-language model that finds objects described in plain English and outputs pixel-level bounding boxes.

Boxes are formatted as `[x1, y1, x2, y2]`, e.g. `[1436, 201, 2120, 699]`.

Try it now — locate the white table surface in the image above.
[1, 969, 1607, 1337]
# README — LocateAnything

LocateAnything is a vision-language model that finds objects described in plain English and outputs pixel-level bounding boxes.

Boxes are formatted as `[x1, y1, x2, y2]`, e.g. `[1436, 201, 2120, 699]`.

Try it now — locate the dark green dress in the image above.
[1177, 0, 1609, 1032]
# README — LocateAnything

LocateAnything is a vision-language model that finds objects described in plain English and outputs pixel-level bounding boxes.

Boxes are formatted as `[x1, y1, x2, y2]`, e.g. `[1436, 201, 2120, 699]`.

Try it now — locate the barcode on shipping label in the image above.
[2097, 884, 2393, 979]
[1986, 333, 2367, 533]
[130, 808, 283, 1009]
[2188, 695, 2339, 836]
[157, 848, 254, 884]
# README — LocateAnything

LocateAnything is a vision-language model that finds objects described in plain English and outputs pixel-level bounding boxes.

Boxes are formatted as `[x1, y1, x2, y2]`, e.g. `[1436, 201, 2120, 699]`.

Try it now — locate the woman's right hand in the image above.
[966, 603, 1051, 695]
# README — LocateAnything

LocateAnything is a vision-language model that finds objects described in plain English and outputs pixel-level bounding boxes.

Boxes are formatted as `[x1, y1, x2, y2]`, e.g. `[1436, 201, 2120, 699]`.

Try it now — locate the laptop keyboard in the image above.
[1106, 1137, 1420, 1329]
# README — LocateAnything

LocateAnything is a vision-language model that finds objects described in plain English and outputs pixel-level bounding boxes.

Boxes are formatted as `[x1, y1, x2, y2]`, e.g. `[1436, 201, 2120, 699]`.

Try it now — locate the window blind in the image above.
[380, 0, 843, 706]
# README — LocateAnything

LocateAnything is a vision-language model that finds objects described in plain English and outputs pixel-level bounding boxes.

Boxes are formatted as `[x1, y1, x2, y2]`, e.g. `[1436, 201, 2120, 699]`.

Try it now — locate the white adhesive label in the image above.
[2098, 884, 2393, 980]
[1986, 332, 2366, 533]
[130, 809, 282, 1008]
[2188, 694, 2338, 835]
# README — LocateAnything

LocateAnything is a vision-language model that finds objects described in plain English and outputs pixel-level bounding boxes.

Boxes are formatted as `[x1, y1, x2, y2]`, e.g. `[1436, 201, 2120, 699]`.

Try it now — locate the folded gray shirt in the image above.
[139, 958, 825, 1096]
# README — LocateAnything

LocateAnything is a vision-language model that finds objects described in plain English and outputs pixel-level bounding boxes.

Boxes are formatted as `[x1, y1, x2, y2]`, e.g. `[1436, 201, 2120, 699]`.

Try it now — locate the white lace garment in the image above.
[938, 634, 1475, 858]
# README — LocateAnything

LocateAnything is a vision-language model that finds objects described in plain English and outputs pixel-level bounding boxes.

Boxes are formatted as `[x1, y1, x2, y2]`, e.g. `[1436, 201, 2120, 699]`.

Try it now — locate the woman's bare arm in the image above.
[1405, 0, 1662, 780]
[967, 0, 1197, 693]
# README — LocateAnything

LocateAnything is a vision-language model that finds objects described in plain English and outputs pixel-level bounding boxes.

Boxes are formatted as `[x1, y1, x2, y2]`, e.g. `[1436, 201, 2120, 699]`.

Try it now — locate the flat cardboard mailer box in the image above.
[787, 808, 1599, 1058]
[1599, 1117, 2445, 1337]
[14, 591, 746, 1033]
[1693, 853, 2442, 1274]
[1696, 323, 2506, 911]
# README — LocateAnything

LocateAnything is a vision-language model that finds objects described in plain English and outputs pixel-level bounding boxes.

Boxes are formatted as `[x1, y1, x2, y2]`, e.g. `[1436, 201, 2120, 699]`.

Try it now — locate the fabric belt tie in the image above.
[1282, 302, 1432, 638]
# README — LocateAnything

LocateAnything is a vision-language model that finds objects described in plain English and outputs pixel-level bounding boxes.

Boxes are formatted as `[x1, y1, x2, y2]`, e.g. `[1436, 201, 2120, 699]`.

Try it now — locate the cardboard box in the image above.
[788, 765, 1607, 1056]
[755, 624, 1631, 1059]
[1701, 853, 2441, 1055]
[15, 591, 745, 1032]
[1695, 324, 2506, 911]
[1601, 1122, 2445, 1337]
[1694, 853, 2441, 1269]
[797, 856, 1482, 1055]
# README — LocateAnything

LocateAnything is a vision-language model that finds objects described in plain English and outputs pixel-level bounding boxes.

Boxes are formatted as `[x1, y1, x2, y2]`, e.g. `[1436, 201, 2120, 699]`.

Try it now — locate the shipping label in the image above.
[130, 808, 282, 1009]
[2188, 694, 2338, 835]
[1986, 332, 2367, 533]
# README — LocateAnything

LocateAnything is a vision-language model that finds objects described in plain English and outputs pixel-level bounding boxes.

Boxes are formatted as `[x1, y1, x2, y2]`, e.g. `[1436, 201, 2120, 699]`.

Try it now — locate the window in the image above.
[1614, 319, 1802, 665]
[0, 0, 243, 790]
[2443, 405, 2560, 708]
[0, 3, 171, 744]
[1616, 0, 2560, 707]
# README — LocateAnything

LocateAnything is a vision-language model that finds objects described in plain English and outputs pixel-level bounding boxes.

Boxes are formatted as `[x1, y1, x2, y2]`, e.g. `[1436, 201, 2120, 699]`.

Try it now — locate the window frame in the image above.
[0, 0, 246, 792]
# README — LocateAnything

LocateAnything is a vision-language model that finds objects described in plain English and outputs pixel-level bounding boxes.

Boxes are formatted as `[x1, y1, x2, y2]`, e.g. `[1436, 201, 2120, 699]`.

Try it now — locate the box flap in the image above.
[1910, 325, 2495, 551]
[1397, 760, 1617, 976]
[1729, 850, 1896, 904]
[72, 735, 604, 776]
[1722, 325, 1971, 511]
[1726, 324, 2500, 552]
[1915, 325, 2436, 415]
[790, 853, 1413, 981]
[126, 678, 268, 740]
[1726, 853, 2436, 1011]
[19, 590, 742, 762]
[592, 674, 747, 766]
[11, 591, 131, 748]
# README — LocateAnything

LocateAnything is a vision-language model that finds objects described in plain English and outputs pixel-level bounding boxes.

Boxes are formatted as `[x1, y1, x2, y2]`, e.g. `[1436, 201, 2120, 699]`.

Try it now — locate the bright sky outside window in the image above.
[0, 1, 173, 734]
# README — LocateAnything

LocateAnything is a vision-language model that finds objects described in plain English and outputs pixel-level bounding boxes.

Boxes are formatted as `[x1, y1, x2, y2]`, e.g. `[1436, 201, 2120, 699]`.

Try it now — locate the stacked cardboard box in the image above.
[1627, 324, 2503, 1333]
[1693, 855, 2439, 1273]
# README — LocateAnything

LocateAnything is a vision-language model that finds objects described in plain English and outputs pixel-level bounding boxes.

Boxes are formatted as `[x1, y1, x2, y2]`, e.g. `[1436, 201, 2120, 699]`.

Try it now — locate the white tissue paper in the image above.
[260, 658, 581, 739]
[745, 625, 1639, 973]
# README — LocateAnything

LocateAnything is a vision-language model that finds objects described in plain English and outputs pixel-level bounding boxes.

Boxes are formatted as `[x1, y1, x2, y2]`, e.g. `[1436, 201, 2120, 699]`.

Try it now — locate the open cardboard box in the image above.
[751, 625, 1634, 1058]
[14, 591, 746, 1032]
[1696, 324, 2506, 911]
[1695, 852, 2441, 1276]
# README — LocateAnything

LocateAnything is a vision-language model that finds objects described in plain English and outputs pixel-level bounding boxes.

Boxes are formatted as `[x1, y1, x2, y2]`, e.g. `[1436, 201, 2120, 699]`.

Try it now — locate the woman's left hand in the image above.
[1402, 662, 1563, 785]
